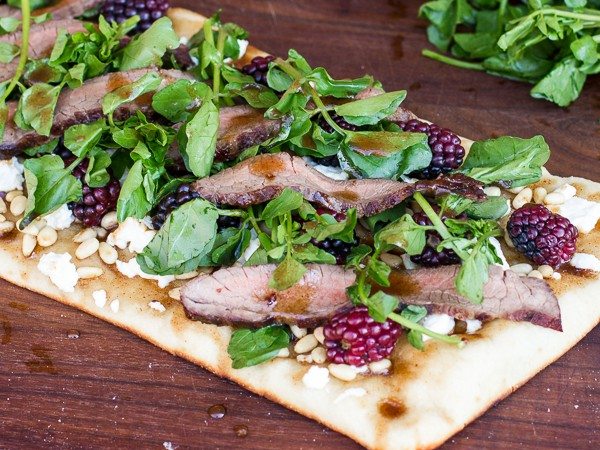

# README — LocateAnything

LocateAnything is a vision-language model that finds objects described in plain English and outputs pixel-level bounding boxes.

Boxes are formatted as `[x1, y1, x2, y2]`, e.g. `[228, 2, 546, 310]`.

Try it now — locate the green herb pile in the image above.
[420, 0, 600, 106]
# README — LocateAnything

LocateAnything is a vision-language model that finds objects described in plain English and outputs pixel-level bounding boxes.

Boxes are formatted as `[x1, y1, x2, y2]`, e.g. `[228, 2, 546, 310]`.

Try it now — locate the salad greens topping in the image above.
[420, 0, 600, 106]
[228, 326, 290, 369]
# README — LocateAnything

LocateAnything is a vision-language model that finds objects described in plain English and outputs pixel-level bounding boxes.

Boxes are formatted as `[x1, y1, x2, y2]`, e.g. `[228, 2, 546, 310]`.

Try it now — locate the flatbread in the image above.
[0, 8, 598, 449]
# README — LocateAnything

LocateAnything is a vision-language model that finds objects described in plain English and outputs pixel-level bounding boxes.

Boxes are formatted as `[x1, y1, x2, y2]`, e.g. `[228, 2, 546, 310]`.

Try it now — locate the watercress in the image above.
[227, 326, 290, 369]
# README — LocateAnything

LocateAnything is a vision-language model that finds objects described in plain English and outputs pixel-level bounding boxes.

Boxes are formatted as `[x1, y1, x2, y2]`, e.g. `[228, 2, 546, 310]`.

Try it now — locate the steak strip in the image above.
[0, 19, 86, 83]
[181, 265, 562, 331]
[0, 69, 193, 158]
[191, 152, 485, 217]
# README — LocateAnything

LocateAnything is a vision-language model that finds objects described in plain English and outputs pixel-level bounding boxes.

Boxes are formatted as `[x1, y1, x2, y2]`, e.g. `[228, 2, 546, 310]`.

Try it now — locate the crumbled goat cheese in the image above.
[37, 252, 79, 292]
[0, 157, 24, 192]
[93, 290, 107, 308]
[237, 39, 249, 59]
[421, 314, 455, 342]
[489, 237, 509, 270]
[116, 257, 175, 288]
[43, 204, 75, 230]
[558, 197, 600, 234]
[237, 230, 259, 265]
[401, 253, 419, 270]
[303, 157, 349, 181]
[107, 217, 155, 253]
[552, 183, 577, 200]
[110, 299, 120, 313]
[334, 388, 367, 404]
[570, 253, 600, 272]
[302, 366, 330, 390]
[148, 300, 166, 313]
[465, 319, 482, 334]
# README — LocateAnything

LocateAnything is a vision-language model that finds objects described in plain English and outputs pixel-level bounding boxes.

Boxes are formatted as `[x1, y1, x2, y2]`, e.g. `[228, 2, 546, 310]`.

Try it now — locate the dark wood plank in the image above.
[1, 0, 598, 448]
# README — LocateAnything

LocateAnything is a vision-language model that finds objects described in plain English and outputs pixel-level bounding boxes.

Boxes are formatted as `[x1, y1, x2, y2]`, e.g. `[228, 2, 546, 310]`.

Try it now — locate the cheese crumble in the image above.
[37, 252, 79, 292]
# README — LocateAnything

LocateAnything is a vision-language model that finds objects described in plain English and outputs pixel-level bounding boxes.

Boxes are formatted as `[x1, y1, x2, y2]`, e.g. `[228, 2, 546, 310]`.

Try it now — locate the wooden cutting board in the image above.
[1, 0, 598, 448]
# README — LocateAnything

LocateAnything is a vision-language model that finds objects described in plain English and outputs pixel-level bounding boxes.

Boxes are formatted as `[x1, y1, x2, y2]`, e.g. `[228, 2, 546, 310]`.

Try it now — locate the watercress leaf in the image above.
[0, 100, 7, 140]
[306, 67, 374, 98]
[116, 160, 151, 221]
[0, 42, 18, 63]
[152, 79, 210, 122]
[530, 57, 586, 107]
[334, 90, 407, 126]
[400, 305, 428, 323]
[292, 244, 337, 265]
[455, 248, 489, 303]
[342, 131, 431, 179]
[363, 291, 399, 323]
[137, 198, 218, 275]
[345, 244, 372, 269]
[460, 135, 550, 187]
[17, 82, 62, 136]
[364, 206, 404, 232]
[268, 255, 307, 291]
[377, 214, 427, 256]
[261, 188, 304, 220]
[246, 248, 269, 266]
[464, 195, 508, 219]
[0, 17, 20, 34]
[570, 35, 598, 65]
[63, 120, 106, 157]
[311, 208, 357, 243]
[23, 138, 58, 157]
[407, 330, 425, 350]
[368, 258, 391, 287]
[267, 244, 287, 260]
[21, 155, 82, 227]
[211, 226, 251, 266]
[183, 99, 219, 178]
[266, 66, 294, 92]
[227, 326, 290, 369]
[226, 82, 279, 109]
[102, 72, 162, 117]
[118, 17, 179, 70]
[85, 148, 111, 188]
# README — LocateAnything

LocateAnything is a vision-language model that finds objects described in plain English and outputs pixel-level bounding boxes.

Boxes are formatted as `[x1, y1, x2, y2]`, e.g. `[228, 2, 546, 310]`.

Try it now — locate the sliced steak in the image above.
[181, 264, 356, 328]
[0, 19, 86, 83]
[1, 0, 102, 19]
[191, 152, 485, 217]
[0, 69, 193, 158]
[181, 264, 561, 331]
[215, 105, 282, 161]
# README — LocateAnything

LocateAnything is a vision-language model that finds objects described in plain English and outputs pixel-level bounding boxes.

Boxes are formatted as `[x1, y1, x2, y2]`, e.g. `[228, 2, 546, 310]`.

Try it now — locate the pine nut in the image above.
[296, 354, 313, 364]
[504, 229, 515, 248]
[544, 192, 565, 205]
[22, 233, 37, 257]
[512, 188, 532, 209]
[20, 219, 44, 236]
[290, 325, 307, 339]
[380, 252, 403, 268]
[37, 226, 58, 247]
[538, 265, 554, 278]
[511, 263, 533, 275]
[0, 198, 6, 214]
[553, 183, 576, 200]
[100, 211, 118, 230]
[528, 270, 543, 280]
[9, 195, 27, 216]
[77, 266, 104, 279]
[294, 334, 318, 354]
[508, 186, 525, 194]
[369, 358, 392, 374]
[73, 228, 97, 243]
[328, 364, 357, 382]
[533, 187, 547, 204]
[98, 242, 118, 265]
[0, 214, 5, 223]
[551, 272, 562, 280]
[5, 190, 23, 202]
[94, 227, 108, 239]
[313, 326, 325, 345]
[0, 220, 14, 236]
[175, 271, 199, 280]
[75, 237, 100, 260]
[276, 348, 290, 358]
[168, 287, 181, 300]
[311, 346, 327, 364]
[483, 186, 501, 197]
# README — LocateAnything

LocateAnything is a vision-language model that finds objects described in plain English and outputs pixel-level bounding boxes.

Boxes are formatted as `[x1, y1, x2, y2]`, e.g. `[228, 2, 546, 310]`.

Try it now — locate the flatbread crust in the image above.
[0, 8, 599, 449]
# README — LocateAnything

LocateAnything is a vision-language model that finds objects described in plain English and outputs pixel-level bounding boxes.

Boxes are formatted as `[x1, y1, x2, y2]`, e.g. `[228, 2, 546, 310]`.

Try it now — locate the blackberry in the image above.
[317, 112, 358, 134]
[507, 203, 578, 268]
[241, 55, 275, 85]
[311, 206, 355, 264]
[217, 215, 242, 229]
[101, 0, 170, 33]
[410, 211, 461, 267]
[150, 183, 200, 229]
[324, 306, 402, 366]
[62, 157, 120, 228]
[314, 155, 340, 168]
[398, 119, 465, 180]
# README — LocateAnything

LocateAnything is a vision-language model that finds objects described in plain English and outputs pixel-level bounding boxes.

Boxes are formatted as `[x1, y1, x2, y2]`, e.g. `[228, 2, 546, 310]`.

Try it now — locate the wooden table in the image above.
[1, 1, 599, 448]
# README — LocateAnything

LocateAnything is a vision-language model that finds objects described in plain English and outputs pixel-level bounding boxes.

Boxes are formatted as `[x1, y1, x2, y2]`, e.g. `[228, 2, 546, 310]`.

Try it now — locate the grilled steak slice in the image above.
[181, 264, 355, 328]
[191, 152, 485, 216]
[0, 0, 102, 19]
[0, 19, 86, 83]
[0, 69, 193, 158]
[215, 105, 282, 161]
[182, 264, 561, 331]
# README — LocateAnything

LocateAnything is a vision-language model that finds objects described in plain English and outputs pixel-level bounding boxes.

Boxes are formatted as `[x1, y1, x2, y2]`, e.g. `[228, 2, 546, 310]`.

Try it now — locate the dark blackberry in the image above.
[101, 0, 170, 33]
[150, 183, 200, 229]
[410, 211, 461, 267]
[241, 55, 275, 85]
[217, 215, 241, 229]
[317, 112, 358, 134]
[398, 119, 465, 180]
[63, 157, 121, 227]
[314, 155, 340, 168]
[507, 203, 578, 268]
[324, 306, 402, 366]
[312, 237, 356, 265]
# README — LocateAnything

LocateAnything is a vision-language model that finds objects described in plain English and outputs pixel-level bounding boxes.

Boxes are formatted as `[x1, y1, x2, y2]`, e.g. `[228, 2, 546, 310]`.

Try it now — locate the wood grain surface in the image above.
[1, 0, 599, 448]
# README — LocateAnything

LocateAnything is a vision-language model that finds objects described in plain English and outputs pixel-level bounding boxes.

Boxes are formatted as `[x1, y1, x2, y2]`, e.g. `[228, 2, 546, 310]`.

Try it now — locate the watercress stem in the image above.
[1, 0, 30, 102]
[387, 312, 465, 348]
[213, 28, 227, 100]
[422, 50, 485, 71]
